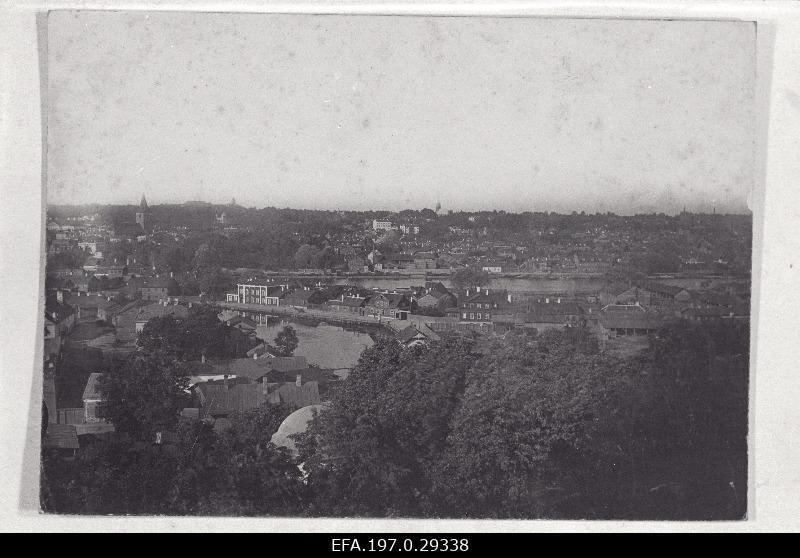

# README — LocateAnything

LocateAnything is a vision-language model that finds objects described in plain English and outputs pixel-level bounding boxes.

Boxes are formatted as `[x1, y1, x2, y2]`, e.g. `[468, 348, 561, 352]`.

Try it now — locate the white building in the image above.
[372, 219, 394, 231]
[236, 283, 287, 306]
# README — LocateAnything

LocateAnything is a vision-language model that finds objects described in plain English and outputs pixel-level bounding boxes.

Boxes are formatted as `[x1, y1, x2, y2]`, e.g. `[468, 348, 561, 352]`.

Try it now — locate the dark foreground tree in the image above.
[298, 337, 478, 516]
[298, 323, 748, 520]
[169, 404, 305, 515]
[98, 349, 190, 441]
[42, 403, 304, 515]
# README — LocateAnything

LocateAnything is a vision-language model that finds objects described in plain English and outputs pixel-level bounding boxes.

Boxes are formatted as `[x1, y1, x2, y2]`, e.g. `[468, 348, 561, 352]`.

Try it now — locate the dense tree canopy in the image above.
[297, 323, 748, 519]
[298, 337, 479, 517]
[43, 312, 749, 519]
[137, 305, 254, 360]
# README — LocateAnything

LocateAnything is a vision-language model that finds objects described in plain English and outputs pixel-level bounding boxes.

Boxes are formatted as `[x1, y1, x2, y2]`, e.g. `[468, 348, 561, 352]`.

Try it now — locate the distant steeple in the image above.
[231, 197, 237, 206]
[136, 193, 150, 231]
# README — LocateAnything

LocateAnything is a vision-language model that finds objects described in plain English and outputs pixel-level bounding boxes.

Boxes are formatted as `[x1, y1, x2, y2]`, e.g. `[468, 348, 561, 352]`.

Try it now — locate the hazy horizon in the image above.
[46, 12, 756, 214]
[46, 199, 751, 217]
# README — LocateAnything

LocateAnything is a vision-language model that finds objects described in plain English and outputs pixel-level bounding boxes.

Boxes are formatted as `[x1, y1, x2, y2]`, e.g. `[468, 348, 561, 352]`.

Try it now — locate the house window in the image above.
[477, 313, 482, 320]
[470, 313, 475, 320]
[462, 313, 467, 319]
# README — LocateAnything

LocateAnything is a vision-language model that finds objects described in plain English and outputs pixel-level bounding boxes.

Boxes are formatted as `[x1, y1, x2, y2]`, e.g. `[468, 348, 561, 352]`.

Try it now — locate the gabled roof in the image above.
[282, 289, 316, 301]
[266, 381, 321, 408]
[465, 292, 496, 304]
[262, 355, 309, 372]
[424, 281, 450, 294]
[246, 343, 273, 358]
[602, 281, 631, 296]
[83, 372, 103, 401]
[383, 293, 409, 308]
[418, 292, 449, 302]
[198, 383, 266, 416]
[396, 325, 428, 344]
[327, 297, 365, 308]
[642, 282, 687, 297]
[115, 299, 150, 316]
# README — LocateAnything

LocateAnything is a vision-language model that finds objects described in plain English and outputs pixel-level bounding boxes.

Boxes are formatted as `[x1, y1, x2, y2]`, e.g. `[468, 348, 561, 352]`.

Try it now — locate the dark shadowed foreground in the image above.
[41, 320, 748, 520]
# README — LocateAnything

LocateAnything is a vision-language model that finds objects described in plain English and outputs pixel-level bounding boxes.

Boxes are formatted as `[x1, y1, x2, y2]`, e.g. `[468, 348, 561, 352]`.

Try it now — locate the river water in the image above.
[222, 311, 374, 369]
[333, 275, 604, 294]
[332, 274, 748, 293]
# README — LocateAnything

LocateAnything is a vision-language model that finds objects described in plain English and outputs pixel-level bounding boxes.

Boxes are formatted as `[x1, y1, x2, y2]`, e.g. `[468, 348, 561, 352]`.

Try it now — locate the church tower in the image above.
[135, 193, 150, 231]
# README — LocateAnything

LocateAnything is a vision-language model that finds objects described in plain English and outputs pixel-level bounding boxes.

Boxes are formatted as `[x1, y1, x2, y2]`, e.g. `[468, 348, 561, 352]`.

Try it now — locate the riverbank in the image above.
[215, 301, 403, 334]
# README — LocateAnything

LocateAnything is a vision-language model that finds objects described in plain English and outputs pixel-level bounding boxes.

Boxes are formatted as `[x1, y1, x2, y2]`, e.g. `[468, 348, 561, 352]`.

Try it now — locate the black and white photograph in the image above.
[36, 9, 756, 521]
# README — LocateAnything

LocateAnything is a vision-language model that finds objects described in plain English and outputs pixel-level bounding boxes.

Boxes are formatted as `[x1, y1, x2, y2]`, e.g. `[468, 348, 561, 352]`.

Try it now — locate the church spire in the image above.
[140, 193, 149, 210]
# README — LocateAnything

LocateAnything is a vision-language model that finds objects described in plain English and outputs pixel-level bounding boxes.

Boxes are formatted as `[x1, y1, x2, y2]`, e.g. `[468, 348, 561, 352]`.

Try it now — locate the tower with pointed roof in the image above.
[135, 193, 150, 232]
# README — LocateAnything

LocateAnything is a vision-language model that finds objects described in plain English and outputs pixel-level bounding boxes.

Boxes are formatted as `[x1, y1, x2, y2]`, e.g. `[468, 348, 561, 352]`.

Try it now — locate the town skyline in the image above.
[47, 194, 751, 216]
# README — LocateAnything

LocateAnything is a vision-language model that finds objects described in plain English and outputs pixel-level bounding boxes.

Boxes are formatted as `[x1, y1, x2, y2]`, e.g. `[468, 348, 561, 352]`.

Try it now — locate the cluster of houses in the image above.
[223, 276, 749, 340]
[41, 277, 749, 459]
[181, 354, 342, 432]
[227, 279, 420, 320]
[43, 351, 346, 459]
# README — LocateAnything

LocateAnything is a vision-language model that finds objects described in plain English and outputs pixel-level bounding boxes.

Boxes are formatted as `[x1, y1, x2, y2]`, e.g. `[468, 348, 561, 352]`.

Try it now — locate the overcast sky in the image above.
[46, 12, 755, 214]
